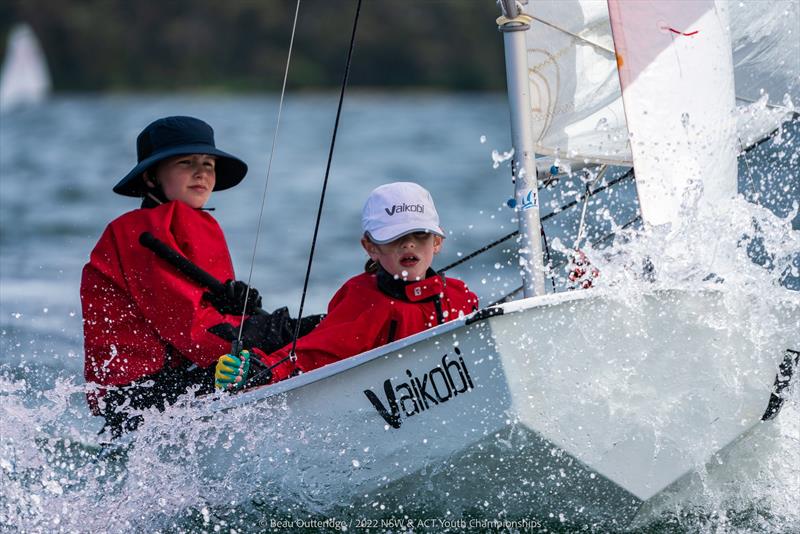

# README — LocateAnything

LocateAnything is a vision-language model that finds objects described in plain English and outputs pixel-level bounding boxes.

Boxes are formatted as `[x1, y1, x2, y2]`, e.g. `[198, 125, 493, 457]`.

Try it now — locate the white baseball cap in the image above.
[362, 182, 445, 244]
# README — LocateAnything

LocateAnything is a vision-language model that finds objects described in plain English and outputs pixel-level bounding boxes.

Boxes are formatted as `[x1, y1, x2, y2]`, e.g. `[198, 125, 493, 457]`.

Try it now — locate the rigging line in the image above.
[544, 168, 634, 220]
[529, 15, 615, 57]
[742, 143, 759, 199]
[237, 0, 303, 343]
[574, 166, 608, 248]
[541, 227, 557, 293]
[438, 169, 635, 273]
[288, 0, 363, 359]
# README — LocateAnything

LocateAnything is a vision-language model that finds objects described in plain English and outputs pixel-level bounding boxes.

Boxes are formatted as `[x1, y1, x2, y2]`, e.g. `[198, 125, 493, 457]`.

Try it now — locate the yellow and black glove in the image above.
[214, 350, 251, 391]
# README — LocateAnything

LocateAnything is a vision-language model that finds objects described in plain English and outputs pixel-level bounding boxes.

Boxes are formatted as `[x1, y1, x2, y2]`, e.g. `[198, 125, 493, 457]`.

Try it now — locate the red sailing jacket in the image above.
[81, 201, 241, 401]
[260, 268, 479, 382]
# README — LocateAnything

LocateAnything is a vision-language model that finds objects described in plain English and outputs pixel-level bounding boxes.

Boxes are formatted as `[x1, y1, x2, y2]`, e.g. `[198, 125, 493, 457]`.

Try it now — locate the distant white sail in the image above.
[0, 24, 51, 112]
[524, 0, 796, 168]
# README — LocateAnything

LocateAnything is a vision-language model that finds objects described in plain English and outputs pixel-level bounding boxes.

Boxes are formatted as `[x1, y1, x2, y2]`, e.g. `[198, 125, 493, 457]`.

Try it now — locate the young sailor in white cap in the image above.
[215, 182, 479, 390]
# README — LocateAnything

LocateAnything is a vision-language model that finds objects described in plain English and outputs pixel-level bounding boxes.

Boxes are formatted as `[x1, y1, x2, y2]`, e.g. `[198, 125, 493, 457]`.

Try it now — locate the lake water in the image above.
[0, 94, 798, 532]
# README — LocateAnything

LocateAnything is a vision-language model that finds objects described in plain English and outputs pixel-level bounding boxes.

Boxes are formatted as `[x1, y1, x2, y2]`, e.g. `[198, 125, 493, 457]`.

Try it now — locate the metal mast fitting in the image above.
[498, 0, 546, 298]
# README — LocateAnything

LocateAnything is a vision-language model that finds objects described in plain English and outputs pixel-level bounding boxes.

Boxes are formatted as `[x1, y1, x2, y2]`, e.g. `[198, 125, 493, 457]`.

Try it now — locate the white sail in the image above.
[525, 1, 629, 165]
[0, 24, 51, 113]
[607, 0, 738, 227]
[524, 0, 797, 168]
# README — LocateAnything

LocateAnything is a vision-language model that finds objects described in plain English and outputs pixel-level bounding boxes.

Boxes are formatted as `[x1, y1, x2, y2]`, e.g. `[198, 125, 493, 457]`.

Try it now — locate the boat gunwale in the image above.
[202, 288, 599, 414]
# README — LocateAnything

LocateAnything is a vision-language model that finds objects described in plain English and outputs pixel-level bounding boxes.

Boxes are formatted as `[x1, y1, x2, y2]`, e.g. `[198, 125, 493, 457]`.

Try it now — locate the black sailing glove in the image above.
[208, 307, 292, 354]
[208, 308, 325, 354]
[203, 280, 262, 316]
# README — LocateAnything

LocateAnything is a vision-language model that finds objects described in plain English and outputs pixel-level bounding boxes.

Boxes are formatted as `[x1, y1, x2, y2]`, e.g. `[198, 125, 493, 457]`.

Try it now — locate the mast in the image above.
[497, 0, 546, 298]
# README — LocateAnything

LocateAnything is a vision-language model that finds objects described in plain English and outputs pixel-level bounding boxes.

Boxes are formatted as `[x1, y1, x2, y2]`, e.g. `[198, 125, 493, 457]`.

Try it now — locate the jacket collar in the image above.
[140, 187, 169, 209]
[376, 265, 445, 302]
[140, 196, 215, 211]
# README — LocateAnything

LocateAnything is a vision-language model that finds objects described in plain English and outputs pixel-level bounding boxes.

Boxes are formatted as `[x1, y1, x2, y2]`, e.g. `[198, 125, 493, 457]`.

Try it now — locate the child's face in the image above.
[149, 154, 217, 208]
[361, 232, 443, 281]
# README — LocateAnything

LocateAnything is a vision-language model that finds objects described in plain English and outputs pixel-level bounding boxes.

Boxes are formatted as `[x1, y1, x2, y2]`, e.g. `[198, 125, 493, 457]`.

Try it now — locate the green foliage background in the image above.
[1, 0, 507, 92]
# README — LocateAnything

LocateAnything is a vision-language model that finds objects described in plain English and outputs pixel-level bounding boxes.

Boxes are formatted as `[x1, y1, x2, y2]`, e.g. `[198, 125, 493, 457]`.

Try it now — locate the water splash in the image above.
[589, 196, 799, 293]
[570, 195, 800, 532]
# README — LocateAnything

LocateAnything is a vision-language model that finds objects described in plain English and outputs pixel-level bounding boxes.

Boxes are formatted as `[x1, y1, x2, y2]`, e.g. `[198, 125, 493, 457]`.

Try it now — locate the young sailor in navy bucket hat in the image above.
[81, 116, 319, 438]
[113, 116, 248, 200]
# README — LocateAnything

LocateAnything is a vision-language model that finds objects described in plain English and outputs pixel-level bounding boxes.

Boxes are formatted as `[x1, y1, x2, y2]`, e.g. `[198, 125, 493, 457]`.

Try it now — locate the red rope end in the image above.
[666, 27, 699, 37]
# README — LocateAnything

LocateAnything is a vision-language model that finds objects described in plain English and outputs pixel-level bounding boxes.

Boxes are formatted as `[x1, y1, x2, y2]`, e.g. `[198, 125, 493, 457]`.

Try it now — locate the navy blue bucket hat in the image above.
[113, 116, 248, 197]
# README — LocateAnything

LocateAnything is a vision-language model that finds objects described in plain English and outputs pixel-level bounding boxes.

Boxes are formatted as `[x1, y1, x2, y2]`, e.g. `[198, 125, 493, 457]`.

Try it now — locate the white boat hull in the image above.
[184, 288, 798, 525]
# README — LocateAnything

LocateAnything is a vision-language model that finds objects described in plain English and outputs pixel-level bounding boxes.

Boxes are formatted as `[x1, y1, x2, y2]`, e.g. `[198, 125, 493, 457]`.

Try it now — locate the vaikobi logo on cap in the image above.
[385, 203, 425, 216]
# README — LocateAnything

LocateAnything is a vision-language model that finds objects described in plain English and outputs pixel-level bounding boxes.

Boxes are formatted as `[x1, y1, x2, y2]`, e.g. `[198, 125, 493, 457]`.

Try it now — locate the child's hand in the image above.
[567, 249, 600, 290]
[204, 280, 262, 315]
[214, 350, 251, 391]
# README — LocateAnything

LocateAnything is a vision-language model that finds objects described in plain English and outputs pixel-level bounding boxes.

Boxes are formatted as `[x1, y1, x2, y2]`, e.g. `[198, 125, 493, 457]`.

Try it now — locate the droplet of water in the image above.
[491, 148, 515, 169]
[480, 135, 487, 144]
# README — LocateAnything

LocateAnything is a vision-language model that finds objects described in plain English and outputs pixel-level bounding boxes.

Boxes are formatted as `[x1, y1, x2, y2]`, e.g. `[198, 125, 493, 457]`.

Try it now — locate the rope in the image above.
[237, 0, 302, 343]
[574, 166, 607, 248]
[438, 169, 635, 273]
[287, 0, 363, 361]
[541, 227, 557, 293]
